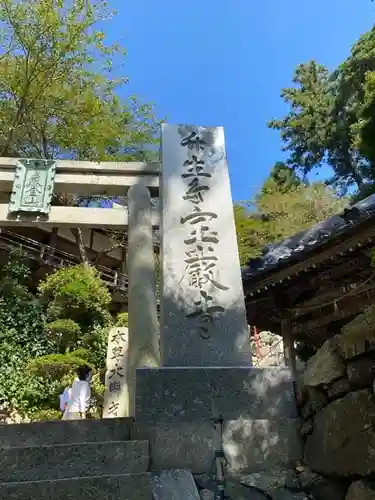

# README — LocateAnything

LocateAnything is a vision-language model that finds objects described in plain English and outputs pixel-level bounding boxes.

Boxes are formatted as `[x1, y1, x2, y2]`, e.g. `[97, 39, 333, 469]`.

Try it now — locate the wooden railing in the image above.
[0, 228, 128, 291]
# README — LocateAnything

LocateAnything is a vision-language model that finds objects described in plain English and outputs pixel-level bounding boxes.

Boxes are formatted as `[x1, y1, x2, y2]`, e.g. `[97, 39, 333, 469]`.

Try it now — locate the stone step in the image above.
[0, 440, 149, 483]
[0, 418, 133, 448]
[0, 473, 152, 500]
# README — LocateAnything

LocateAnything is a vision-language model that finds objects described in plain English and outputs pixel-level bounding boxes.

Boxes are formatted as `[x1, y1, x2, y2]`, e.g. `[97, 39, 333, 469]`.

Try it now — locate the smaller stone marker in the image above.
[103, 326, 129, 418]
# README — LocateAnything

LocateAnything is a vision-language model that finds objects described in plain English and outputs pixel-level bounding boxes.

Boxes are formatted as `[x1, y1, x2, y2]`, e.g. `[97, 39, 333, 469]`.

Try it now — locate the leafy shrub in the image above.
[87, 372, 106, 419]
[80, 325, 109, 369]
[31, 408, 62, 422]
[1, 256, 113, 419]
[26, 353, 93, 378]
[0, 251, 54, 357]
[0, 341, 63, 418]
[38, 264, 112, 330]
[116, 312, 129, 328]
[45, 319, 82, 353]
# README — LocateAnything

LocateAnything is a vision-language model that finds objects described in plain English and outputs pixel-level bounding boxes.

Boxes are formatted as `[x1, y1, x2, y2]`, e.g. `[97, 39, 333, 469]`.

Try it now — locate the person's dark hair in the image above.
[76, 365, 91, 381]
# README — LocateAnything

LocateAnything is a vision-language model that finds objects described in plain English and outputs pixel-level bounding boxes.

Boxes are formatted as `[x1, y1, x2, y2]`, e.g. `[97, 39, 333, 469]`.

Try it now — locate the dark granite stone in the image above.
[133, 419, 302, 474]
[0, 440, 149, 482]
[300, 420, 313, 437]
[0, 418, 133, 448]
[152, 470, 200, 499]
[301, 388, 328, 419]
[133, 421, 219, 472]
[306, 387, 328, 414]
[135, 367, 297, 422]
[0, 473, 151, 500]
[327, 378, 351, 400]
[347, 357, 375, 389]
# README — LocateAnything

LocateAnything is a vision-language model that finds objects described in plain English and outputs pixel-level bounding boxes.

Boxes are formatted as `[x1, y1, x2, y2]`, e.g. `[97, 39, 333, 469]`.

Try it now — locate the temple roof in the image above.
[242, 192, 375, 282]
[241, 192, 375, 346]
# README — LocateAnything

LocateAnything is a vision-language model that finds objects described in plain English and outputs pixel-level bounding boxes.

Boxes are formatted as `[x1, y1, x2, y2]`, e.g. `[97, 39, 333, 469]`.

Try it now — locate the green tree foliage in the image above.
[234, 205, 273, 265]
[45, 319, 82, 353]
[256, 182, 347, 242]
[354, 70, 375, 165]
[261, 162, 301, 195]
[26, 352, 94, 379]
[235, 173, 348, 265]
[268, 27, 375, 197]
[116, 312, 129, 328]
[0, 250, 57, 417]
[268, 62, 336, 182]
[37, 264, 112, 379]
[38, 264, 112, 330]
[0, 0, 158, 160]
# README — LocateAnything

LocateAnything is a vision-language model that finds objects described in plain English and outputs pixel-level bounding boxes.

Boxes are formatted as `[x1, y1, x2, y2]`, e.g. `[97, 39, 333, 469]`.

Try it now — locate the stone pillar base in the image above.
[135, 367, 302, 474]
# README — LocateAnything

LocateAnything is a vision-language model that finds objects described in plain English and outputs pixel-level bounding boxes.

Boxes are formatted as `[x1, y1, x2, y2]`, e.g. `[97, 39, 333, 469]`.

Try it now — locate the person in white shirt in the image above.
[59, 386, 71, 415]
[62, 366, 92, 420]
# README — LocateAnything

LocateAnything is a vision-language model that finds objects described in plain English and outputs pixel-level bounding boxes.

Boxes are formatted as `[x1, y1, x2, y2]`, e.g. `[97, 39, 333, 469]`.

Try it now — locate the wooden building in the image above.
[242, 194, 375, 358]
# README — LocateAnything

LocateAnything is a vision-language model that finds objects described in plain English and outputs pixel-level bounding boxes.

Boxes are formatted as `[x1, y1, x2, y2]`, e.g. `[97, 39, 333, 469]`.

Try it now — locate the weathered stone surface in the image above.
[338, 331, 368, 360]
[133, 418, 302, 474]
[340, 308, 375, 359]
[224, 419, 302, 474]
[347, 357, 375, 389]
[300, 420, 313, 437]
[133, 421, 218, 473]
[0, 473, 152, 500]
[269, 491, 309, 500]
[0, 440, 149, 482]
[240, 468, 290, 490]
[301, 387, 328, 419]
[346, 480, 375, 500]
[304, 390, 375, 476]
[300, 404, 313, 420]
[298, 468, 348, 500]
[199, 489, 214, 500]
[159, 124, 251, 366]
[225, 480, 273, 499]
[152, 470, 200, 500]
[304, 339, 345, 387]
[327, 377, 351, 400]
[0, 418, 132, 448]
[307, 387, 328, 412]
[136, 366, 297, 422]
[285, 469, 301, 490]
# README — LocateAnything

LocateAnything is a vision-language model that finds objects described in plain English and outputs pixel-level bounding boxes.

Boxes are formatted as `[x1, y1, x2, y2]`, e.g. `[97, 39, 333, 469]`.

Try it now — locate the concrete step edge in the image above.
[0, 417, 134, 429]
[0, 439, 149, 451]
[0, 472, 151, 486]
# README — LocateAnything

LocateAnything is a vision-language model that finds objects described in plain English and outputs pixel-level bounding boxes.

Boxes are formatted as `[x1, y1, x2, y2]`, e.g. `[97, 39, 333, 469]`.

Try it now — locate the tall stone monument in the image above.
[135, 124, 301, 474]
[159, 124, 251, 366]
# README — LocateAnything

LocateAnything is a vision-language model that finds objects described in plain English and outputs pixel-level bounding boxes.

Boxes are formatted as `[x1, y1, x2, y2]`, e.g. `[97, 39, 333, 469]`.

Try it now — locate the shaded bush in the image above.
[38, 264, 112, 330]
[31, 408, 62, 422]
[116, 312, 129, 328]
[26, 353, 93, 378]
[45, 319, 82, 353]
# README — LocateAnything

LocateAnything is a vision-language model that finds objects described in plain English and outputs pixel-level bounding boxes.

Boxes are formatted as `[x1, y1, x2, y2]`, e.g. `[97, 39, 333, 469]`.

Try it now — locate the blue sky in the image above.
[108, 0, 374, 202]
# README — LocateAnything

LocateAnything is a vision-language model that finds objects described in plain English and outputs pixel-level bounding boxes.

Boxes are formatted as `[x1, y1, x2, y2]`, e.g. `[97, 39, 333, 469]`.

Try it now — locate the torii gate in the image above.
[0, 155, 161, 417]
[0, 157, 160, 228]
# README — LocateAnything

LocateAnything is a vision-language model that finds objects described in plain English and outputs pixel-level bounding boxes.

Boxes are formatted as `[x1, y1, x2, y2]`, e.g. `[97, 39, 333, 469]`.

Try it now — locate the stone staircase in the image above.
[0, 418, 152, 499]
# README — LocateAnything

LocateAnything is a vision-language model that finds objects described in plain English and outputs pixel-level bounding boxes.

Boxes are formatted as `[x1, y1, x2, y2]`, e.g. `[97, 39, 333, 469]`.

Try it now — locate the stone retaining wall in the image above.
[295, 307, 375, 500]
